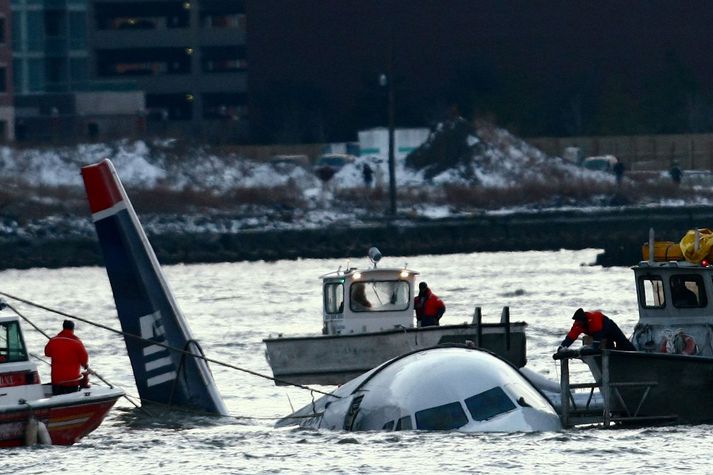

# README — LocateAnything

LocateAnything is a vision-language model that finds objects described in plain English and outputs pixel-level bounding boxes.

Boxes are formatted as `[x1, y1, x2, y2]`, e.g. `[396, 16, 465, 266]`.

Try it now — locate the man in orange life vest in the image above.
[558, 308, 636, 352]
[414, 282, 446, 327]
[44, 320, 89, 395]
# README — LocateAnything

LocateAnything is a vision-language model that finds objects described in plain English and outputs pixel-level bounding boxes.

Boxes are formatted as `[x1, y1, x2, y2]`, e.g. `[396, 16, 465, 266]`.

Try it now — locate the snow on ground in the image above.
[0, 124, 704, 239]
[0, 126, 590, 192]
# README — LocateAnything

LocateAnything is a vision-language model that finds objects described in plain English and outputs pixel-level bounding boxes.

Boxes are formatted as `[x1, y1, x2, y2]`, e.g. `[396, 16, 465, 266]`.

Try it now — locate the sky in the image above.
[246, 1, 713, 140]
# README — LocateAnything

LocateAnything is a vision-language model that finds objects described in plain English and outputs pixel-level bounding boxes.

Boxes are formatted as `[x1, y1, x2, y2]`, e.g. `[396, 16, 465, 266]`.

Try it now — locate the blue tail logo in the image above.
[81, 159, 228, 415]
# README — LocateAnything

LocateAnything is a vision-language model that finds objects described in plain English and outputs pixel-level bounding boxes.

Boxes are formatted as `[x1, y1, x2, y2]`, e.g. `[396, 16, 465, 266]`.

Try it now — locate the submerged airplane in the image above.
[277, 345, 562, 432]
[81, 159, 228, 416]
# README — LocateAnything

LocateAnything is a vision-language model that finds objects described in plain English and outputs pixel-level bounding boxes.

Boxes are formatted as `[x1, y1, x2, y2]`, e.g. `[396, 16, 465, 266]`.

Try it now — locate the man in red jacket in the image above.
[558, 308, 636, 352]
[44, 320, 89, 395]
[414, 282, 446, 327]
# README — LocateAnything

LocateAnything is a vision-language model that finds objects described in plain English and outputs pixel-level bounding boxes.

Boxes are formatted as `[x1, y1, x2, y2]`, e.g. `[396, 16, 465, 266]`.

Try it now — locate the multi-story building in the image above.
[89, 0, 248, 140]
[0, 3, 14, 142]
[11, 0, 143, 142]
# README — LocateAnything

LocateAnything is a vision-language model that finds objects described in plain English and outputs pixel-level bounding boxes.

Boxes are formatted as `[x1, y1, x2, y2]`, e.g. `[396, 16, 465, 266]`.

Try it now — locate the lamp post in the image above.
[380, 30, 397, 217]
[379, 74, 396, 217]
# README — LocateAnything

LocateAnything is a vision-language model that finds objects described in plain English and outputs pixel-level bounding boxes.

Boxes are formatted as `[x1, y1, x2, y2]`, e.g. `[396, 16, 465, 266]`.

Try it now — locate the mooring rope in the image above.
[0, 291, 338, 400]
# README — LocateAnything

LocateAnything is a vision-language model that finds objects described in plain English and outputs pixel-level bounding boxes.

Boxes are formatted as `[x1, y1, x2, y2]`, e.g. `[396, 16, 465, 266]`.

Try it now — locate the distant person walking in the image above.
[613, 159, 625, 184]
[362, 163, 374, 188]
[44, 320, 89, 395]
[670, 162, 682, 185]
[414, 282, 446, 327]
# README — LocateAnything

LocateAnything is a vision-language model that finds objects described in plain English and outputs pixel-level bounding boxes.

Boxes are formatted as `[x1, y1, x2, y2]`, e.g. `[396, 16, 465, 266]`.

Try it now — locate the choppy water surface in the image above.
[0, 250, 707, 473]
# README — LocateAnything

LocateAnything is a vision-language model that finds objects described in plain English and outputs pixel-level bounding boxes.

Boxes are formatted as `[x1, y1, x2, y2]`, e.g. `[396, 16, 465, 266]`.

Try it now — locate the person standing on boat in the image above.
[414, 282, 446, 327]
[557, 308, 635, 352]
[44, 320, 89, 395]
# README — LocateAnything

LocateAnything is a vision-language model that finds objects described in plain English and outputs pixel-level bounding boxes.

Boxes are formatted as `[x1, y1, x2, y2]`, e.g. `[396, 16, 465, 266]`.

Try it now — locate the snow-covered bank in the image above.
[0, 122, 711, 268]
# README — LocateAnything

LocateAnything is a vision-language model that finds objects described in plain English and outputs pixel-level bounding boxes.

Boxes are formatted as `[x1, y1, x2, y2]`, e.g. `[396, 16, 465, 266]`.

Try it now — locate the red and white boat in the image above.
[0, 314, 123, 447]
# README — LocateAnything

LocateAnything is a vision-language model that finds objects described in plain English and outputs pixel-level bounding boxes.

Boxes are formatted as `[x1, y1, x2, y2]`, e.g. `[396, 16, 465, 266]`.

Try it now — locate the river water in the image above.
[0, 250, 707, 473]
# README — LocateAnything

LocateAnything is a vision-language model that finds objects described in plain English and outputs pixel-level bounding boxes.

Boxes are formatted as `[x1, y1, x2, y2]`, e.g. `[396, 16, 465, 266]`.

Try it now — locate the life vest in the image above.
[565, 310, 606, 342]
[44, 330, 89, 386]
[414, 291, 445, 319]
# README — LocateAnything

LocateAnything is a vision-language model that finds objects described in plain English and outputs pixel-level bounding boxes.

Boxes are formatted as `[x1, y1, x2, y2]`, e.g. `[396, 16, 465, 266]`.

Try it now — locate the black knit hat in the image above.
[572, 308, 586, 321]
[63, 319, 75, 330]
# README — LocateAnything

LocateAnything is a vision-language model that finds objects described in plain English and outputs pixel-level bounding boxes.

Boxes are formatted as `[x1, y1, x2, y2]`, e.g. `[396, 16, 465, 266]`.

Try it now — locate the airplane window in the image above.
[350, 280, 410, 313]
[465, 386, 516, 421]
[395, 415, 412, 431]
[415, 402, 468, 430]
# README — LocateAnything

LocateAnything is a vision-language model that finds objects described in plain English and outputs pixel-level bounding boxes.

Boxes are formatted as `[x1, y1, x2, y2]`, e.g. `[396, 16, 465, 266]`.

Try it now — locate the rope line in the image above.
[0, 291, 338, 399]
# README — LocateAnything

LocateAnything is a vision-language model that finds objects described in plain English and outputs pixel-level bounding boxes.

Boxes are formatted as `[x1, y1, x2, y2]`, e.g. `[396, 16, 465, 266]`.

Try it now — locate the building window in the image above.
[200, 13, 246, 29]
[95, 2, 189, 30]
[0, 18, 6, 45]
[97, 48, 191, 77]
[202, 46, 247, 73]
[0, 67, 6, 92]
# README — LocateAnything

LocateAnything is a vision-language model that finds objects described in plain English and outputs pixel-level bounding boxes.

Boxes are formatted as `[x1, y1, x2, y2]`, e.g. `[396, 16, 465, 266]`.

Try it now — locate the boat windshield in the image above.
[350, 280, 410, 313]
[670, 275, 707, 308]
[0, 321, 28, 363]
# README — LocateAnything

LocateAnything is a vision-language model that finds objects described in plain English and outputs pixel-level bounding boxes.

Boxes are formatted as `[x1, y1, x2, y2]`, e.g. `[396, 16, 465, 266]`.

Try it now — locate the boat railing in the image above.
[555, 350, 678, 427]
[472, 306, 511, 351]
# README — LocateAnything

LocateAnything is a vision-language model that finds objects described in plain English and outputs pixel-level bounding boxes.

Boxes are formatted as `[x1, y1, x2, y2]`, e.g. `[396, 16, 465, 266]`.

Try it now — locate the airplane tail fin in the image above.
[81, 159, 228, 416]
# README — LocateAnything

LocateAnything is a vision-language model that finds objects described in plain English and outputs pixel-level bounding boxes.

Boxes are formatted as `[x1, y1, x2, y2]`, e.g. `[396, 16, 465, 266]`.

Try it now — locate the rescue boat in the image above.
[0, 312, 123, 447]
[558, 228, 713, 426]
[264, 247, 527, 385]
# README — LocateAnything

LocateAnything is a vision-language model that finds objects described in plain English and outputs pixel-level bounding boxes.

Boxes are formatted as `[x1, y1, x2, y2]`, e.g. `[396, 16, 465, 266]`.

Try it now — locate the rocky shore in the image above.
[2, 205, 710, 270]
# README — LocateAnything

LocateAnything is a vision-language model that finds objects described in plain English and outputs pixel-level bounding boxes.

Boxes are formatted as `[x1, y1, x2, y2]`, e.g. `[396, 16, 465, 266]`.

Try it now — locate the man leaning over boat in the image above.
[44, 320, 90, 395]
[557, 308, 636, 353]
[414, 282, 446, 327]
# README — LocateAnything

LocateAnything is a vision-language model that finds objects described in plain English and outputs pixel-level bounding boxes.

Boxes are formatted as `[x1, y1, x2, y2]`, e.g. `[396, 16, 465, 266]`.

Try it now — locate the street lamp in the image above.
[380, 74, 396, 217]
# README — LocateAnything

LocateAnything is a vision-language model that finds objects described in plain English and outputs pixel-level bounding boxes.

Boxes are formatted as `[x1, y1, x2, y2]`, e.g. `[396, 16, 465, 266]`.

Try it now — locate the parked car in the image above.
[270, 154, 311, 169]
[582, 155, 619, 172]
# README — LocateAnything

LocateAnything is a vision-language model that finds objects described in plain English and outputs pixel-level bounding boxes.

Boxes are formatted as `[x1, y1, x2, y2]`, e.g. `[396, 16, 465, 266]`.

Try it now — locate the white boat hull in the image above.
[264, 322, 527, 385]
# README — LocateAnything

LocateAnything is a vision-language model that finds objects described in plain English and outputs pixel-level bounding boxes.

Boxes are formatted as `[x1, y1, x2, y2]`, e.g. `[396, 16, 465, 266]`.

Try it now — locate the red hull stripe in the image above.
[81, 159, 124, 214]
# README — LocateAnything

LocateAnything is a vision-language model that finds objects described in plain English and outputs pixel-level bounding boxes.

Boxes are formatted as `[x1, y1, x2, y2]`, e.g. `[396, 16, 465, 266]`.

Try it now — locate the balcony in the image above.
[93, 29, 189, 49]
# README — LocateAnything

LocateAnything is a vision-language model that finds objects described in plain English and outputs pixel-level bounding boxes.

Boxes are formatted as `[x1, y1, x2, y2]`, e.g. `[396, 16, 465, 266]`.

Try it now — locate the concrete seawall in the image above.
[2, 206, 712, 270]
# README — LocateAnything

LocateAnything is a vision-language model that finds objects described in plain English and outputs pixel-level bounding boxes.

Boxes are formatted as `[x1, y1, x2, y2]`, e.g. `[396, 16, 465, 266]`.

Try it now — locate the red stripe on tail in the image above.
[81, 159, 123, 214]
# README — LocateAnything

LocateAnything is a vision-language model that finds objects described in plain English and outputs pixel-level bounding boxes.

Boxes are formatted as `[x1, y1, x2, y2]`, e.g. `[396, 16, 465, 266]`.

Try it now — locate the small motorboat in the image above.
[0, 312, 123, 447]
[264, 247, 527, 386]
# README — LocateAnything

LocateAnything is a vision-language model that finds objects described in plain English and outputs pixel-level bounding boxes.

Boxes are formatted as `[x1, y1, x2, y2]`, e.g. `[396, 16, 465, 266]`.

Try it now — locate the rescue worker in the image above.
[44, 320, 89, 395]
[414, 282, 446, 327]
[557, 308, 635, 352]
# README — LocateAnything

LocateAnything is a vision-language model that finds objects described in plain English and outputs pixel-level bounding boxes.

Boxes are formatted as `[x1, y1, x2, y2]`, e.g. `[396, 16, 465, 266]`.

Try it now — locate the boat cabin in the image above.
[632, 241, 713, 356]
[322, 266, 419, 335]
[0, 316, 45, 402]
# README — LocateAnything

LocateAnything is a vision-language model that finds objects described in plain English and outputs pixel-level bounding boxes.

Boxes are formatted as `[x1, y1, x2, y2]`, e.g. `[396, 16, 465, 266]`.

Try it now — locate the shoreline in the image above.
[1, 205, 710, 270]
